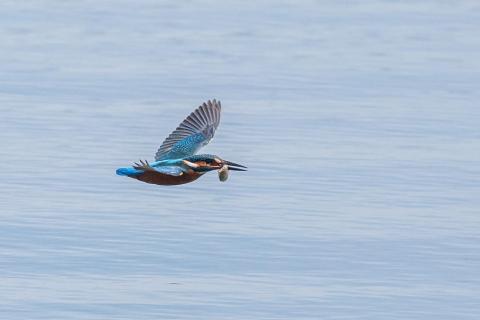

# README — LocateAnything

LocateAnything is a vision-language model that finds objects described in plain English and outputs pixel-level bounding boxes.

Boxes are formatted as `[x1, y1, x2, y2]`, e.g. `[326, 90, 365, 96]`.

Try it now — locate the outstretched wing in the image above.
[155, 99, 221, 161]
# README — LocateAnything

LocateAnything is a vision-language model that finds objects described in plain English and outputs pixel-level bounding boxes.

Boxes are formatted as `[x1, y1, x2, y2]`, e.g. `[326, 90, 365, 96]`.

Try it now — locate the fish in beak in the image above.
[217, 160, 247, 182]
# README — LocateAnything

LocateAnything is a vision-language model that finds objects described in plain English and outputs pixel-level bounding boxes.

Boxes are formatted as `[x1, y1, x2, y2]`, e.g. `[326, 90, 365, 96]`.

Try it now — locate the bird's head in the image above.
[181, 154, 247, 181]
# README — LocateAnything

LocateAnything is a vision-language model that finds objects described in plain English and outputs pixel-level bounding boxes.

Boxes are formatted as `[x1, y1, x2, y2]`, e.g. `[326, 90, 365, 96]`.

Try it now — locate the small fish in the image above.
[218, 164, 229, 182]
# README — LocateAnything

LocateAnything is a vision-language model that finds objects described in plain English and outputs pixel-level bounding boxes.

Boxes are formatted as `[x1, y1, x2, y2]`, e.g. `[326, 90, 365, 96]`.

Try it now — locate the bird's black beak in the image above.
[223, 160, 247, 171]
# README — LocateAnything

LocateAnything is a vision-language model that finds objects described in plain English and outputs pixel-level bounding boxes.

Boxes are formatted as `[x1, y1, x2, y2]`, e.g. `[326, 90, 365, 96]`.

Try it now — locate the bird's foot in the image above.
[133, 159, 155, 171]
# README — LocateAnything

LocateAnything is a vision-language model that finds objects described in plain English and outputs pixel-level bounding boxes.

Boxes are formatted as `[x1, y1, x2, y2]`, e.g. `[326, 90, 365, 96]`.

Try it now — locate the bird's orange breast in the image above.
[133, 170, 202, 186]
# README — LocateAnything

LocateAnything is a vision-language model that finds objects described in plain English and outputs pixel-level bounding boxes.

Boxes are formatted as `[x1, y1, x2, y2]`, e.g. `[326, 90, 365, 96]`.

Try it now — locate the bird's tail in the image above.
[116, 167, 142, 176]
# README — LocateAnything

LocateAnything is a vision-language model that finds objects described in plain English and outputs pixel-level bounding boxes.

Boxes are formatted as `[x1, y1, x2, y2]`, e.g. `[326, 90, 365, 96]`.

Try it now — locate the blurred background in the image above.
[1, 1, 479, 319]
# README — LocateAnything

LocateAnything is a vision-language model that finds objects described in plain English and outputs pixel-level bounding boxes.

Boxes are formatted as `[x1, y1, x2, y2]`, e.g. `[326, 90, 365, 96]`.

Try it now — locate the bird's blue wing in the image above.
[155, 100, 221, 161]
[153, 166, 185, 176]
[116, 165, 185, 177]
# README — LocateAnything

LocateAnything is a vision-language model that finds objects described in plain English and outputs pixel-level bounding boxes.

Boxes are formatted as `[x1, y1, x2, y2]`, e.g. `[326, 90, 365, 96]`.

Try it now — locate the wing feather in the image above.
[155, 99, 222, 161]
[133, 160, 185, 176]
[198, 104, 210, 125]
[154, 166, 185, 176]
[190, 107, 206, 126]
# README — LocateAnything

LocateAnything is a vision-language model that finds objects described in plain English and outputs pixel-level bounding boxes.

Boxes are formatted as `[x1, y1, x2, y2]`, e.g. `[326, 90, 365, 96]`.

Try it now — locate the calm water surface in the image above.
[1, 1, 480, 319]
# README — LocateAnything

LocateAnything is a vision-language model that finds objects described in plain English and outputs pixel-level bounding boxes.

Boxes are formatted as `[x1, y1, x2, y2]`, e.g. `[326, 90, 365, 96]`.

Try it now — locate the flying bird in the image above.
[116, 99, 247, 185]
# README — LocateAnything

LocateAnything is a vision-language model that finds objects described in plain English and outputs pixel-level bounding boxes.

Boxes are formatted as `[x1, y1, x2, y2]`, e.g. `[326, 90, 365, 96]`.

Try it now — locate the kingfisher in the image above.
[116, 99, 247, 185]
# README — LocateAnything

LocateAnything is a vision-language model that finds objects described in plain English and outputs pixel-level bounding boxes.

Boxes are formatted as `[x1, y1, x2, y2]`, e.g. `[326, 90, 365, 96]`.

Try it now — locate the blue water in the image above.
[1, 1, 479, 319]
